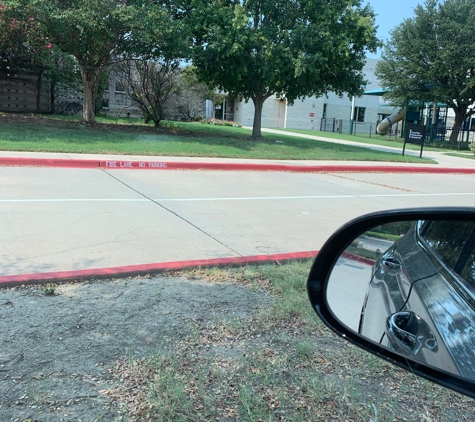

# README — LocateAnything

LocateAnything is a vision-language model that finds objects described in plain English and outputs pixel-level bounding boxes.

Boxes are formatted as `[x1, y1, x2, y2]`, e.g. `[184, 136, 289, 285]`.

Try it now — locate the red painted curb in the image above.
[1, 156, 474, 174]
[0, 157, 100, 169]
[100, 161, 475, 174]
[0, 250, 319, 288]
[341, 251, 375, 266]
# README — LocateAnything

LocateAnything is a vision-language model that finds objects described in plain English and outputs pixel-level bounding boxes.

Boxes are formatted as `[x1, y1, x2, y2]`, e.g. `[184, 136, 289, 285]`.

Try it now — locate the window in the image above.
[461, 248, 475, 285]
[353, 107, 365, 122]
[322, 103, 327, 118]
[421, 221, 475, 284]
[115, 82, 126, 93]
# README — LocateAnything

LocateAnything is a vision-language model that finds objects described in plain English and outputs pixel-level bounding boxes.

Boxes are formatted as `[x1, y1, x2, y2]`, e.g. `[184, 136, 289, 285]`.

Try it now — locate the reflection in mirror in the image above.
[326, 220, 475, 382]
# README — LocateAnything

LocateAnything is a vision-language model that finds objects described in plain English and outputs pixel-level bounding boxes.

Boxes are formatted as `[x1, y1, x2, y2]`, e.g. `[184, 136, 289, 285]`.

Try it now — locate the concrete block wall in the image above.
[0, 75, 51, 113]
[233, 98, 244, 123]
[285, 97, 324, 130]
[105, 77, 142, 118]
[326, 103, 351, 121]
[363, 106, 379, 124]
[236, 96, 283, 128]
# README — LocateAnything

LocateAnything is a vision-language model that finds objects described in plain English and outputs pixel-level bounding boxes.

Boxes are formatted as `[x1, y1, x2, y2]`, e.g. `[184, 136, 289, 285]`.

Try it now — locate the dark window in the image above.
[461, 248, 475, 285]
[115, 82, 125, 92]
[422, 221, 475, 282]
[353, 107, 365, 122]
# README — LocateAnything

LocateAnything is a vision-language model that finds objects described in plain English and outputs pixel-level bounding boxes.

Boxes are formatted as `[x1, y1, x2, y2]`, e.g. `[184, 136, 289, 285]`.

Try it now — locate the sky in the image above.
[366, 0, 423, 58]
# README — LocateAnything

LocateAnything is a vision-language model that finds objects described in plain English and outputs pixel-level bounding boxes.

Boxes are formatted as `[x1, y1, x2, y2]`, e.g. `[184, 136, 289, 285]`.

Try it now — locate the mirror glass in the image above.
[326, 220, 475, 381]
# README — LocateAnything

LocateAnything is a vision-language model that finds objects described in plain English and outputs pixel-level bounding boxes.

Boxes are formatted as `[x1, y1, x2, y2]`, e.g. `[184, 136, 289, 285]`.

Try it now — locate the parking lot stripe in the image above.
[1, 192, 475, 203]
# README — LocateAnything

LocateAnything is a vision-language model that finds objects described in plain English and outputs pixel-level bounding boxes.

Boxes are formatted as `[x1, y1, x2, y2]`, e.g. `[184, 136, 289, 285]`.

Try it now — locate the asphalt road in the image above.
[326, 256, 373, 332]
[1, 167, 475, 276]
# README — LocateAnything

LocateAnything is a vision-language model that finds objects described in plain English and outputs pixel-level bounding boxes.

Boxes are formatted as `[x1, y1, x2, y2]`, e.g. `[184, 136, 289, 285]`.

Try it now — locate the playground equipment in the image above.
[376, 108, 405, 135]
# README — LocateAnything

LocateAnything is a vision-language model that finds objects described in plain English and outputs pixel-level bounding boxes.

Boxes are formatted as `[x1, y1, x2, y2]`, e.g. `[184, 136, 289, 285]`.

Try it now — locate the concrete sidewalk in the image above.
[259, 127, 475, 169]
[2, 152, 475, 173]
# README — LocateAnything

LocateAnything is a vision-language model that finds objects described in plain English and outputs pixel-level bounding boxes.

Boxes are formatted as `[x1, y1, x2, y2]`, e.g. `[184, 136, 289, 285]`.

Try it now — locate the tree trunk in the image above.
[80, 66, 102, 125]
[35, 70, 43, 114]
[449, 111, 466, 144]
[251, 95, 265, 139]
[50, 78, 56, 114]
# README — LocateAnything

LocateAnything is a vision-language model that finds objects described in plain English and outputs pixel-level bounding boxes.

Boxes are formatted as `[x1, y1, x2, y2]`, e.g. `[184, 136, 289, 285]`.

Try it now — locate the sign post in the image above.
[403, 123, 426, 158]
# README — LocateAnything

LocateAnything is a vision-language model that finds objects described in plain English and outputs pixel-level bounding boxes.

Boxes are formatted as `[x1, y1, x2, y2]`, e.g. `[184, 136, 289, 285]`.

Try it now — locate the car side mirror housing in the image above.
[307, 207, 475, 399]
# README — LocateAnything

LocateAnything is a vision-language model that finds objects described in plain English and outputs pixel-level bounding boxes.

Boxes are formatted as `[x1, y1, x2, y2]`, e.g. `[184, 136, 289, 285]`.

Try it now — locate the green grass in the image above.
[446, 152, 475, 160]
[345, 245, 381, 260]
[0, 113, 436, 162]
[109, 261, 475, 422]
[366, 230, 402, 242]
[278, 127, 467, 152]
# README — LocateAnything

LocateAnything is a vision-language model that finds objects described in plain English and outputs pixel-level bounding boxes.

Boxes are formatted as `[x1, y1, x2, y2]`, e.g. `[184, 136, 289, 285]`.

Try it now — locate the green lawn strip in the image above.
[345, 245, 380, 261]
[278, 128, 466, 153]
[446, 153, 475, 160]
[0, 115, 435, 162]
[109, 261, 474, 421]
[365, 230, 402, 242]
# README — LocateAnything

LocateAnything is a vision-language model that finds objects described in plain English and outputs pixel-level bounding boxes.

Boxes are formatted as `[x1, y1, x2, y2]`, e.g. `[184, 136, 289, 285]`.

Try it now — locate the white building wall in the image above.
[362, 58, 380, 91]
[231, 58, 382, 130]
[236, 99, 254, 127]
[323, 92, 379, 123]
[236, 97, 283, 128]
[285, 97, 324, 130]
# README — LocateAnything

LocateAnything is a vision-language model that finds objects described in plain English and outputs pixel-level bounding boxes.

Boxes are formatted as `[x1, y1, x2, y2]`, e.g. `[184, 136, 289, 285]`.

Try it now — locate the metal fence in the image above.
[320, 118, 379, 138]
[319, 118, 474, 148]
[352, 122, 374, 137]
[442, 126, 474, 144]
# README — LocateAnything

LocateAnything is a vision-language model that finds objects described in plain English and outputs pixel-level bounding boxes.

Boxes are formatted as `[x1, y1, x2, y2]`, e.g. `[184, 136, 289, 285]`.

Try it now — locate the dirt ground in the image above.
[0, 274, 268, 421]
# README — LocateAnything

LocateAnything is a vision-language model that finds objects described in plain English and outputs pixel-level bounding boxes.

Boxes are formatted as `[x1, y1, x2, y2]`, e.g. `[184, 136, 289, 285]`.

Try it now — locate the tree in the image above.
[175, 66, 213, 120]
[1, 1, 85, 114]
[15, 0, 188, 125]
[0, 2, 55, 112]
[190, 0, 379, 138]
[376, 0, 475, 144]
[47, 52, 82, 114]
[117, 59, 180, 127]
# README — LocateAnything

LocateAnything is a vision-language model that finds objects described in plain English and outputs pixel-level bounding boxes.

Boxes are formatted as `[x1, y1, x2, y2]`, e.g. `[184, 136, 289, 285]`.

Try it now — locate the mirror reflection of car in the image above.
[359, 220, 475, 381]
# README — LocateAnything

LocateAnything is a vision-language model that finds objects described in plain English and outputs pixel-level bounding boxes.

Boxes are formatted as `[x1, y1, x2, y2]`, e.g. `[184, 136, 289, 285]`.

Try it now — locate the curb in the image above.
[1, 156, 475, 174]
[341, 251, 375, 266]
[0, 250, 319, 288]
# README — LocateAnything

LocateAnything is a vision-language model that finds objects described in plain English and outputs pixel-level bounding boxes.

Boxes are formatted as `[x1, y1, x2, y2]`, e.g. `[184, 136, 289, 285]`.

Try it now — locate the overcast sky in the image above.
[366, 0, 423, 58]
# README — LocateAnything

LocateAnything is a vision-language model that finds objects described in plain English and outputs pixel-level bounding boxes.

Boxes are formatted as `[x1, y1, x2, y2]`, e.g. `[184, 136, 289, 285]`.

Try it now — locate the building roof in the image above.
[363, 88, 389, 96]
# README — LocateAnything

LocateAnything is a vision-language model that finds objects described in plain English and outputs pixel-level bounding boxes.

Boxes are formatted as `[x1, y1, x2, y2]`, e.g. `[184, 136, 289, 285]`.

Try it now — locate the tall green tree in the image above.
[13, 0, 189, 124]
[376, 0, 475, 144]
[190, 0, 379, 138]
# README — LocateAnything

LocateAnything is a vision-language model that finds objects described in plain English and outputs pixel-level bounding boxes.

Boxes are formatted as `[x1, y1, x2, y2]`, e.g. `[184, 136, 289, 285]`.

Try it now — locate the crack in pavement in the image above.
[101, 169, 243, 257]
[329, 173, 415, 192]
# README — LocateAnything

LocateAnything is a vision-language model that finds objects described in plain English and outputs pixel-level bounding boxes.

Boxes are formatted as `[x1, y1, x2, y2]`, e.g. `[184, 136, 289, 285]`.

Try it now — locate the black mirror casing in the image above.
[307, 207, 475, 399]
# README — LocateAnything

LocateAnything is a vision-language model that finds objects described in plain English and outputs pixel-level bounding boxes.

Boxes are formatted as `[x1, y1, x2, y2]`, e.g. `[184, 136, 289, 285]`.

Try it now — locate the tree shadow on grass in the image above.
[0, 116, 427, 161]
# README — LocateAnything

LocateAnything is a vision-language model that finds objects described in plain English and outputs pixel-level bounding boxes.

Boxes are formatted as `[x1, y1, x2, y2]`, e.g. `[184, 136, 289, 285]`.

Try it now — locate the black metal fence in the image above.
[319, 118, 473, 148]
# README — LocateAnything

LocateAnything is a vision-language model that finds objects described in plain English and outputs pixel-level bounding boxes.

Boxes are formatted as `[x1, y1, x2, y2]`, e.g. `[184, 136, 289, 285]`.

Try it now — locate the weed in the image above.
[42, 284, 56, 296]
[295, 339, 315, 358]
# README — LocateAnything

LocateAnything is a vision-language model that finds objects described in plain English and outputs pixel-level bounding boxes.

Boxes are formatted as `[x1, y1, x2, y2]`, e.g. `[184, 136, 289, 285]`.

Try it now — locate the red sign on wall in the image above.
[309, 113, 314, 117]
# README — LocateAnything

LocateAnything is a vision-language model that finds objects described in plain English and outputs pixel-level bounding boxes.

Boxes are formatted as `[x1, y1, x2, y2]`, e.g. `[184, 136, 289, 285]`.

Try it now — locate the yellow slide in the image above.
[377, 108, 405, 136]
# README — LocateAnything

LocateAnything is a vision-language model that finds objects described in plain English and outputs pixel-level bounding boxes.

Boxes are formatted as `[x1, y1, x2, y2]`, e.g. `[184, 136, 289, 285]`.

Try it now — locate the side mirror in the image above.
[307, 208, 475, 399]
